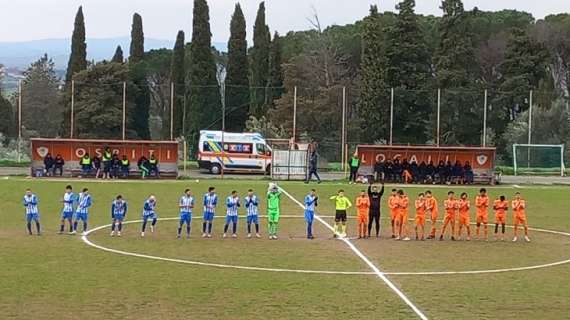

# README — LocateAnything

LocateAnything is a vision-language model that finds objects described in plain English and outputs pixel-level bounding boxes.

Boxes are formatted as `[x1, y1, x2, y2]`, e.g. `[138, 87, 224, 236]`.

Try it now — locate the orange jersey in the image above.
[389, 195, 399, 219]
[425, 196, 438, 220]
[512, 199, 526, 217]
[475, 195, 489, 216]
[444, 199, 457, 217]
[493, 200, 509, 216]
[458, 199, 470, 218]
[399, 196, 409, 214]
[356, 196, 370, 216]
[415, 199, 426, 217]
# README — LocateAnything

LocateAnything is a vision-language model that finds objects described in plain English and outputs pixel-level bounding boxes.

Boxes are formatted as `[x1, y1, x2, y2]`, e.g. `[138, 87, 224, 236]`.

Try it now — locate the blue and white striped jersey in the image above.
[226, 196, 240, 216]
[76, 193, 92, 214]
[23, 194, 39, 214]
[63, 192, 75, 212]
[244, 195, 259, 216]
[112, 199, 127, 215]
[304, 195, 318, 212]
[203, 193, 218, 214]
[179, 195, 194, 213]
[143, 199, 156, 216]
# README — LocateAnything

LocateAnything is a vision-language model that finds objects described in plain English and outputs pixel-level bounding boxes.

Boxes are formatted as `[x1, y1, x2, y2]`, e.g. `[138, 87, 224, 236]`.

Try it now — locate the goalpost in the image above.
[512, 144, 566, 177]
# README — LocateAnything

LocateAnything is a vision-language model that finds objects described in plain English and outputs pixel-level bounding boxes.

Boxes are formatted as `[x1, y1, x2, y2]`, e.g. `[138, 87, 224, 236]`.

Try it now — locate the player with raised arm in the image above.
[330, 189, 352, 238]
[267, 183, 282, 240]
[202, 187, 218, 238]
[425, 190, 439, 239]
[475, 188, 490, 240]
[457, 192, 471, 241]
[414, 193, 426, 240]
[23, 189, 41, 235]
[244, 189, 261, 238]
[439, 191, 457, 241]
[59, 185, 75, 234]
[356, 190, 370, 239]
[512, 192, 530, 242]
[223, 191, 240, 238]
[493, 195, 508, 241]
[304, 189, 318, 239]
[388, 189, 399, 238]
[72, 188, 92, 235]
[178, 189, 194, 239]
[141, 195, 158, 237]
[110, 195, 127, 237]
[367, 182, 384, 238]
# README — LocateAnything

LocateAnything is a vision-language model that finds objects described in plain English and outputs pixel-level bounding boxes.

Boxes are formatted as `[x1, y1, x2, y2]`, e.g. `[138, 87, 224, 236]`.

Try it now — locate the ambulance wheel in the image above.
[210, 164, 222, 175]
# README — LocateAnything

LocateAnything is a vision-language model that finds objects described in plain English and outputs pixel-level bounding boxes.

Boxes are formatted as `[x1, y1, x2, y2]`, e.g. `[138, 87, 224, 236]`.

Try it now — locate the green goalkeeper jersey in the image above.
[267, 191, 281, 212]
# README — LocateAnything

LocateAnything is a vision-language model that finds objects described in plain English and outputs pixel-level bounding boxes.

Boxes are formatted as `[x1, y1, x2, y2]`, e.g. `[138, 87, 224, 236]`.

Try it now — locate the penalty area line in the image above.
[279, 187, 429, 320]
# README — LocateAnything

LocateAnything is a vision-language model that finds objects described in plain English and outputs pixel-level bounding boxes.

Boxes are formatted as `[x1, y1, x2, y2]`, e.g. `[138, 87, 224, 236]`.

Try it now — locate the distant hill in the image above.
[0, 37, 228, 70]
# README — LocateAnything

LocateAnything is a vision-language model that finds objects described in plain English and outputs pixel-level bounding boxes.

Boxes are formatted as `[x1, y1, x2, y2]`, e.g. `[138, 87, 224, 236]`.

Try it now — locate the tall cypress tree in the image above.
[0, 94, 15, 139]
[384, 0, 432, 144]
[61, 6, 87, 136]
[225, 3, 249, 132]
[434, 0, 480, 145]
[169, 30, 186, 138]
[128, 13, 150, 139]
[112, 46, 124, 63]
[250, 1, 271, 117]
[188, 0, 222, 148]
[268, 31, 284, 105]
[358, 5, 389, 143]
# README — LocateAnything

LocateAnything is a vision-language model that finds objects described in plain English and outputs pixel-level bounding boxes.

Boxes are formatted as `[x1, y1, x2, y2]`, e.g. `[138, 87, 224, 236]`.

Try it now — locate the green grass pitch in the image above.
[1, 177, 569, 319]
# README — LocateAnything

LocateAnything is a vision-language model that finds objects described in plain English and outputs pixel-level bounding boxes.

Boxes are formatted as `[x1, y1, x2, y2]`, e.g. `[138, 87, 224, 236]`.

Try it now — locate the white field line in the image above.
[279, 187, 429, 320]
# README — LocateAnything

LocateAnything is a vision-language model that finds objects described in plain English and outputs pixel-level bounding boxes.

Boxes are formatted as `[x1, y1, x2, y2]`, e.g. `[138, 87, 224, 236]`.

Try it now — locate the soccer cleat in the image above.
[232, 234, 237, 238]
[247, 233, 252, 238]
[439, 235, 444, 241]
[202, 233, 207, 238]
[451, 236, 456, 241]
[273, 235, 278, 240]
[255, 233, 261, 238]
[466, 237, 471, 241]
[82, 231, 87, 236]
[223, 233, 227, 238]
[110, 231, 115, 237]
[207, 234, 212, 238]
[395, 236, 401, 240]
[117, 232, 122, 237]
[141, 232, 145, 237]
[524, 236, 531, 242]
[512, 236, 518, 242]
[391, 234, 396, 239]
[402, 237, 410, 241]
[70, 230, 77, 235]
[150, 226, 154, 233]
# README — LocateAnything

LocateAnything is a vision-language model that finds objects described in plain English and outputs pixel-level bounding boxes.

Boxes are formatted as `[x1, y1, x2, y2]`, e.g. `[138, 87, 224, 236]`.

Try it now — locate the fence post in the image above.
[293, 86, 297, 142]
[70, 80, 75, 139]
[528, 90, 533, 168]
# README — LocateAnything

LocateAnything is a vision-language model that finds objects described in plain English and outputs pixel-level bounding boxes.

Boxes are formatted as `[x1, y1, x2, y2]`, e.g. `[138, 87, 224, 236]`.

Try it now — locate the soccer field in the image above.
[1, 178, 569, 319]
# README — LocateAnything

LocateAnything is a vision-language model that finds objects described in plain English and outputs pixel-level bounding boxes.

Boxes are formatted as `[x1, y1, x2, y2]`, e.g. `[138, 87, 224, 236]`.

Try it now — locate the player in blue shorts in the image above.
[72, 188, 92, 235]
[244, 189, 261, 238]
[202, 187, 218, 238]
[110, 195, 128, 237]
[304, 189, 319, 239]
[141, 195, 158, 237]
[223, 190, 241, 238]
[178, 189, 195, 239]
[59, 185, 75, 234]
[23, 188, 41, 235]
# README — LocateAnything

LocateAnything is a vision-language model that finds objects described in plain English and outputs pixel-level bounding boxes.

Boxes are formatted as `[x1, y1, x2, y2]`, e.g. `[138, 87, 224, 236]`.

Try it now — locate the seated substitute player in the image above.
[141, 195, 158, 237]
[425, 190, 439, 239]
[493, 195, 509, 241]
[414, 193, 426, 241]
[23, 188, 41, 235]
[512, 192, 530, 242]
[110, 195, 127, 237]
[355, 190, 370, 239]
[223, 191, 241, 238]
[457, 192, 471, 241]
[59, 185, 75, 234]
[330, 189, 352, 238]
[202, 187, 218, 238]
[475, 188, 490, 240]
[439, 191, 458, 241]
[244, 189, 261, 238]
[72, 188, 92, 235]
[396, 190, 410, 241]
[304, 189, 319, 239]
[178, 189, 194, 239]
[267, 183, 282, 240]
[388, 189, 399, 238]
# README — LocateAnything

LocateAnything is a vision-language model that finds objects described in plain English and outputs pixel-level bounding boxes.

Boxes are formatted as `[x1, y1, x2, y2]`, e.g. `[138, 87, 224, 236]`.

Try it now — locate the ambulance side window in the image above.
[256, 144, 266, 155]
[202, 142, 212, 152]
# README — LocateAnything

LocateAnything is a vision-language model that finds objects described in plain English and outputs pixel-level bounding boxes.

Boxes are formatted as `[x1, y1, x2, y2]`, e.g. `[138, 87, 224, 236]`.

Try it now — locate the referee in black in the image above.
[367, 182, 385, 238]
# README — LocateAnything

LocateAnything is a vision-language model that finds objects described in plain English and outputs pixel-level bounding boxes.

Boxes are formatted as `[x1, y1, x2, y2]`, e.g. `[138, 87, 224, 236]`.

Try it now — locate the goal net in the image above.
[512, 144, 566, 176]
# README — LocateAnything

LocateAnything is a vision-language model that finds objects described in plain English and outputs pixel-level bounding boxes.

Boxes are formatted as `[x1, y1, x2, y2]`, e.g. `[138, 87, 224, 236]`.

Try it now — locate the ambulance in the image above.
[197, 130, 272, 174]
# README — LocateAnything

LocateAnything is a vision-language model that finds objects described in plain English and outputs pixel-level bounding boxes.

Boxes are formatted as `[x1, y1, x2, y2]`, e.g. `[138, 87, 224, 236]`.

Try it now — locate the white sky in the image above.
[0, 0, 569, 42]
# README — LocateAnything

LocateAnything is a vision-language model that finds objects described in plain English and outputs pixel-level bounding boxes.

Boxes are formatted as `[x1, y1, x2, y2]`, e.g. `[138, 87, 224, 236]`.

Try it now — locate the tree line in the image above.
[1, 0, 569, 163]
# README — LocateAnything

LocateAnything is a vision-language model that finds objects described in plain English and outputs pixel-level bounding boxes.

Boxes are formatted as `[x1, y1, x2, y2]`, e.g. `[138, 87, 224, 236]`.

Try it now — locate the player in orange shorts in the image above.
[475, 188, 489, 240]
[425, 190, 439, 239]
[493, 195, 509, 241]
[439, 191, 457, 241]
[512, 192, 530, 242]
[414, 193, 427, 240]
[457, 192, 471, 241]
[388, 189, 399, 238]
[355, 190, 370, 239]
[396, 190, 410, 241]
